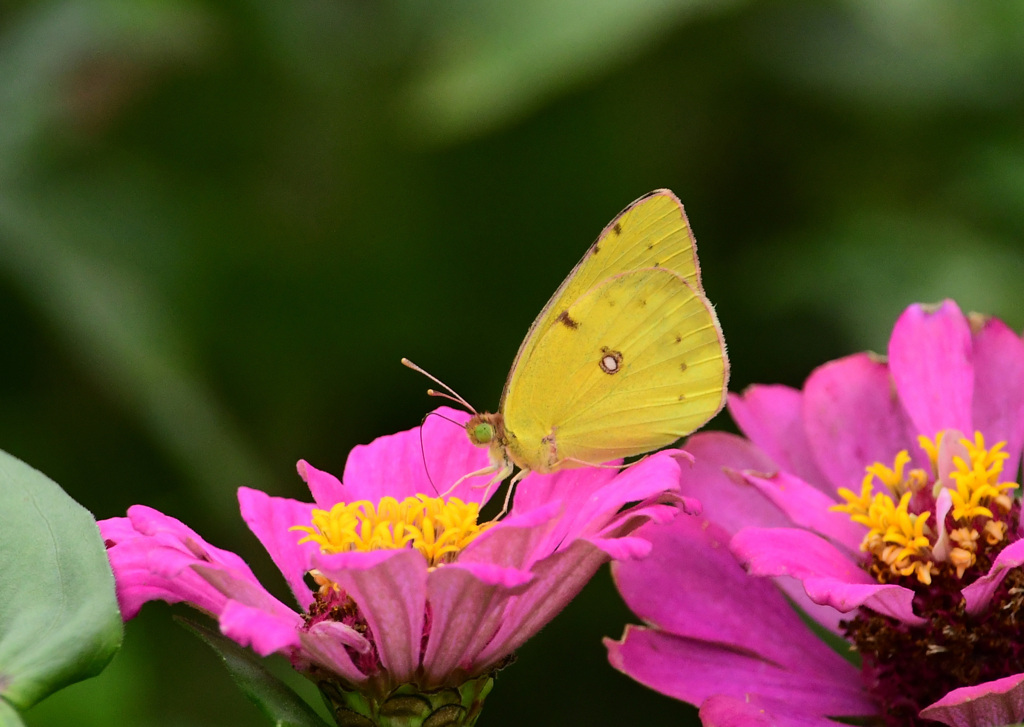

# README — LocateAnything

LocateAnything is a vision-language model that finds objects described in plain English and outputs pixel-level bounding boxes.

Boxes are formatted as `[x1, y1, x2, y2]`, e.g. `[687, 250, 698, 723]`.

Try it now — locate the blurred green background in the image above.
[4, 0, 1024, 724]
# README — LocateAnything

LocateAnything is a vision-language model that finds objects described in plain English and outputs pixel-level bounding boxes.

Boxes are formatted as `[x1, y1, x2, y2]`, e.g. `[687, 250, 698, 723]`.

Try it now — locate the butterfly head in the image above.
[466, 412, 505, 448]
[468, 411, 521, 470]
[466, 411, 521, 489]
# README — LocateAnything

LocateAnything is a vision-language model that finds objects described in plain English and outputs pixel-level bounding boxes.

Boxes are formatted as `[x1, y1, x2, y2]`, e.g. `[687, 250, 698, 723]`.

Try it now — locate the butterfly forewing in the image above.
[500, 190, 703, 407]
[502, 267, 728, 472]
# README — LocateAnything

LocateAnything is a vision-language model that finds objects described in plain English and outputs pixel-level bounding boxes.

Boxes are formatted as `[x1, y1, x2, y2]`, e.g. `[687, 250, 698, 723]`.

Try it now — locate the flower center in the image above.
[830, 431, 1023, 726]
[294, 496, 496, 688]
[293, 494, 494, 568]
[833, 431, 1019, 585]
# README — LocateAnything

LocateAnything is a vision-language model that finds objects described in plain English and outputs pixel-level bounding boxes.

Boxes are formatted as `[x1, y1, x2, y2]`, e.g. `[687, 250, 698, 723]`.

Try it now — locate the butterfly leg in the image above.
[494, 466, 530, 519]
[477, 460, 514, 508]
[442, 455, 521, 518]
[439, 463, 501, 498]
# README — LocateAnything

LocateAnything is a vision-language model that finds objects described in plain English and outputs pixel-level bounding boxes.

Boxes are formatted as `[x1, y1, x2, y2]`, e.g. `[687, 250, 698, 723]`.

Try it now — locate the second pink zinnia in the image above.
[610, 300, 1024, 727]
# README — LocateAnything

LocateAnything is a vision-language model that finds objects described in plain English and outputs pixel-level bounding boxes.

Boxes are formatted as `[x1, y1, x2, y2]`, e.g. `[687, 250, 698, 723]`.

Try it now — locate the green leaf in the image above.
[0, 449, 122, 711]
[178, 617, 331, 727]
[0, 699, 26, 727]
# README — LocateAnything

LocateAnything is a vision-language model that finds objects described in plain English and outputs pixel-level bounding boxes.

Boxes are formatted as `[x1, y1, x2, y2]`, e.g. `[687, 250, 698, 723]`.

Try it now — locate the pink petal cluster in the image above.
[101, 407, 688, 694]
[608, 300, 1024, 727]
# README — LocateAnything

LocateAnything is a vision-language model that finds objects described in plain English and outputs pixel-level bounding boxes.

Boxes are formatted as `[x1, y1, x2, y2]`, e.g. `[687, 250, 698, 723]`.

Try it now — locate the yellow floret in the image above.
[293, 495, 494, 567]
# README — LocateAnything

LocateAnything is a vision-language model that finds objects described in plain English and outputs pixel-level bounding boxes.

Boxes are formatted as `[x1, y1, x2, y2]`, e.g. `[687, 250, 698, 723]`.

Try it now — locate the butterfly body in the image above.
[465, 189, 729, 488]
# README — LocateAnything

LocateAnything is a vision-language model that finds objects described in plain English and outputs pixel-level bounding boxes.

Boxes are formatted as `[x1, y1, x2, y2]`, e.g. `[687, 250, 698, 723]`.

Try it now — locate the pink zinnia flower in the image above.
[101, 407, 686, 726]
[608, 300, 1024, 727]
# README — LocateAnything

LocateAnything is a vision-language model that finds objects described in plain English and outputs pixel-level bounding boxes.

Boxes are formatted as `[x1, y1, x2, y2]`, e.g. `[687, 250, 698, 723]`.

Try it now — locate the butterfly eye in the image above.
[471, 422, 494, 445]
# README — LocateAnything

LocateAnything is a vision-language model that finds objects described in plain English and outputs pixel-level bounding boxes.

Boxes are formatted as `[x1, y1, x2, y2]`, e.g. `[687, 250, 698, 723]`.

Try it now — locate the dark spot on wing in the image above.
[599, 347, 623, 375]
[612, 222, 622, 235]
[678, 393, 686, 401]
[593, 244, 601, 255]
[556, 310, 579, 329]
[653, 261, 660, 267]
[675, 334, 682, 343]
[680, 361, 688, 371]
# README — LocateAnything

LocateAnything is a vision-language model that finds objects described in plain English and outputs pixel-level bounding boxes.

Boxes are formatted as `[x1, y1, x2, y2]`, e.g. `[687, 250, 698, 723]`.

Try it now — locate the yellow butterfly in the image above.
[407, 189, 728, 500]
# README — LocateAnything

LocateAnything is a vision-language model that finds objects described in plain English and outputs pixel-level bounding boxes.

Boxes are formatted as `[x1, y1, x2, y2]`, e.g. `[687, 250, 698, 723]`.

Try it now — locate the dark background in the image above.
[4, 1, 1023, 725]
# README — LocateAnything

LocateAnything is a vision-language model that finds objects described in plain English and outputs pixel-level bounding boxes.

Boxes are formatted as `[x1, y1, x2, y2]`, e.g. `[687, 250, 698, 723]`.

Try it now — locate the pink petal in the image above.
[738, 471, 865, 554]
[732, 527, 924, 624]
[421, 563, 529, 688]
[935, 433, 970, 496]
[699, 695, 776, 727]
[932, 488, 954, 561]
[800, 576, 923, 625]
[511, 462, 618, 516]
[581, 452, 681, 528]
[459, 500, 560, 571]
[237, 487, 317, 610]
[701, 695, 853, 727]
[961, 539, 1024, 615]
[318, 549, 427, 684]
[606, 626, 873, 722]
[728, 385, 828, 488]
[470, 539, 608, 672]
[585, 535, 652, 560]
[920, 672, 1024, 727]
[340, 407, 495, 505]
[299, 621, 372, 684]
[671, 432, 788, 536]
[98, 516, 138, 543]
[771, 575, 846, 635]
[296, 460, 345, 508]
[802, 353, 920, 493]
[102, 537, 229, 618]
[99, 507, 259, 619]
[307, 619, 370, 653]
[597, 495, 688, 541]
[613, 515, 851, 674]
[219, 600, 302, 656]
[971, 315, 1024, 478]
[312, 547, 409, 573]
[191, 565, 299, 622]
[444, 561, 534, 589]
[513, 452, 680, 552]
[124, 506, 255, 575]
[888, 300, 973, 437]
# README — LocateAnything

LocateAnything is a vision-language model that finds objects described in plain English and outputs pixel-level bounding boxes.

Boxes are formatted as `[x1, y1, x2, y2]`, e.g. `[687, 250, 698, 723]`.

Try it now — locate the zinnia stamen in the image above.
[948, 433, 1017, 521]
[983, 519, 1008, 545]
[293, 494, 494, 567]
[868, 450, 912, 498]
[917, 431, 944, 476]
[833, 431, 1019, 584]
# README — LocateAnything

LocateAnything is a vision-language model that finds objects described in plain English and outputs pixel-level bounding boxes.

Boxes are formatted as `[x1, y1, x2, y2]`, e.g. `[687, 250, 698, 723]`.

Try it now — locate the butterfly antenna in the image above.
[425, 410, 466, 428]
[426, 388, 472, 408]
[401, 358, 478, 414]
[417, 412, 440, 496]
